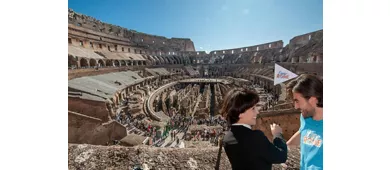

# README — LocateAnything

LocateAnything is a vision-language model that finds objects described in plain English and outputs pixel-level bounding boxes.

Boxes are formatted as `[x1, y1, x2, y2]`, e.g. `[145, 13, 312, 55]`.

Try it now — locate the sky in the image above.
[68, 0, 323, 53]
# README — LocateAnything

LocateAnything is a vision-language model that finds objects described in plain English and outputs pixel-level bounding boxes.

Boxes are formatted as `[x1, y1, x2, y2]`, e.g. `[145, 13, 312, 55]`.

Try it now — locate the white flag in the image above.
[274, 64, 298, 85]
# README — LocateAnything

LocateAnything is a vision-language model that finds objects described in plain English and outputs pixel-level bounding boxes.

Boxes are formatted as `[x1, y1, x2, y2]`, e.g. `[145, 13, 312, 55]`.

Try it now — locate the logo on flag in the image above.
[274, 64, 298, 85]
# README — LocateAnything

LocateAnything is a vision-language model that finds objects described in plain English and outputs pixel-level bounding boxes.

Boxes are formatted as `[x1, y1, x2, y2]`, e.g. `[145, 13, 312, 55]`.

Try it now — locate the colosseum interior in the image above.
[68, 8, 323, 170]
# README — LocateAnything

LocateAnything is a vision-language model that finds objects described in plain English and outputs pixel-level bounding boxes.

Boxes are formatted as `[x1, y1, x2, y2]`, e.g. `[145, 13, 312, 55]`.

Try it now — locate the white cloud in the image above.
[199, 47, 203, 50]
[243, 9, 250, 15]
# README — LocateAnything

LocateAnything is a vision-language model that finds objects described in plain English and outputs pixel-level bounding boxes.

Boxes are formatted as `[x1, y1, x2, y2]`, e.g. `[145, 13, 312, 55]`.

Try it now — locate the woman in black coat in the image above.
[220, 88, 288, 170]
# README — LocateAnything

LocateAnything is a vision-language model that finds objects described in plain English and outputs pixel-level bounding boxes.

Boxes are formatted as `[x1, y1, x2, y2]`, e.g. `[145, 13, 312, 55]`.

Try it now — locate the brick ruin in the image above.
[68, 8, 322, 170]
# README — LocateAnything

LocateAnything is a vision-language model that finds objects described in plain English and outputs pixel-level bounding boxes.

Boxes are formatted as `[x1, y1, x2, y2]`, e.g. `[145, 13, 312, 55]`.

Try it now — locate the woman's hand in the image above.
[270, 123, 283, 137]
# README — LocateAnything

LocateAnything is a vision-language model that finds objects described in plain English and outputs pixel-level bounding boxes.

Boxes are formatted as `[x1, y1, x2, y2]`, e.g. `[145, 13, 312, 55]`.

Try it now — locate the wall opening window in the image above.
[134, 49, 137, 53]
[223, 51, 225, 54]
[214, 52, 216, 54]
[108, 46, 111, 51]
[79, 40, 83, 46]
[197, 52, 199, 55]
[231, 50, 234, 54]
[309, 35, 312, 40]
[99, 44, 102, 49]
[245, 48, 248, 51]
[269, 44, 272, 48]
[122, 47, 124, 52]
[128, 48, 130, 52]
[68, 38, 72, 44]
[241, 49, 243, 52]
[90, 42, 93, 47]
[115, 45, 118, 51]
[257, 47, 259, 51]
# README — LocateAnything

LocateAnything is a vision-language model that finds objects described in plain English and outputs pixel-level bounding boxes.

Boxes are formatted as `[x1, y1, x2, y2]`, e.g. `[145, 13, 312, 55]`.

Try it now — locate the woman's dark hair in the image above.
[289, 74, 323, 108]
[219, 88, 259, 125]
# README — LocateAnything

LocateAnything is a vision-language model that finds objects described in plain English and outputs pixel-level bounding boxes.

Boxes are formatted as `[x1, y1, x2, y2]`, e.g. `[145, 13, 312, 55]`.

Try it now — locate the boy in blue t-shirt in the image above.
[285, 74, 323, 170]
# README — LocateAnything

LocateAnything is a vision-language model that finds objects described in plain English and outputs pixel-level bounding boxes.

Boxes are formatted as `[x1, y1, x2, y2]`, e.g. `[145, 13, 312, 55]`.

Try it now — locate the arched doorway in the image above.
[68, 55, 78, 68]
[80, 58, 89, 68]
[126, 60, 132, 66]
[89, 59, 97, 67]
[106, 60, 113, 67]
[114, 60, 120, 67]
[120, 60, 126, 66]
[98, 59, 105, 67]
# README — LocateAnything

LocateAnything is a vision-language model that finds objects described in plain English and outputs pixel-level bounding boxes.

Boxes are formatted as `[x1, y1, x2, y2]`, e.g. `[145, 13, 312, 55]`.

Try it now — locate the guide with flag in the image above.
[274, 64, 298, 85]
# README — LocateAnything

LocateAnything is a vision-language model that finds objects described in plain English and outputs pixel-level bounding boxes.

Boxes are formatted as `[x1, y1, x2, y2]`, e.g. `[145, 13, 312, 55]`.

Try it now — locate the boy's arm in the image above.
[287, 131, 300, 148]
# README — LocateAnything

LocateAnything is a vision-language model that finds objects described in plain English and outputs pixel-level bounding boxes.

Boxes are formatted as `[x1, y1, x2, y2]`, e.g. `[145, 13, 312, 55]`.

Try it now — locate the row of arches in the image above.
[142, 55, 194, 66]
[68, 55, 147, 68]
[69, 54, 200, 69]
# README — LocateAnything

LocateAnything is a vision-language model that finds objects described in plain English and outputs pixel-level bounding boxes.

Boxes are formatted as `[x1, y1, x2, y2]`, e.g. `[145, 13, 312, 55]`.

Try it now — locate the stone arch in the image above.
[165, 57, 172, 64]
[98, 59, 105, 67]
[89, 59, 97, 67]
[144, 55, 154, 65]
[157, 56, 165, 64]
[170, 56, 176, 64]
[80, 58, 89, 68]
[177, 56, 183, 64]
[126, 60, 132, 66]
[150, 56, 157, 65]
[106, 60, 113, 66]
[120, 60, 126, 66]
[114, 60, 120, 67]
[153, 56, 160, 65]
[172, 56, 180, 64]
[68, 55, 78, 68]
[178, 56, 183, 64]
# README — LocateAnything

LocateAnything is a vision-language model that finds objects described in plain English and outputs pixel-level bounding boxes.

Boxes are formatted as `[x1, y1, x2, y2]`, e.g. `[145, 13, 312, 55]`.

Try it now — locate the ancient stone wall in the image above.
[68, 144, 300, 170]
[210, 40, 283, 56]
[68, 9, 195, 53]
[68, 97, 110, 122]
[289, 30, 323, 48]
[69, 111, 127, 145]
[254, 110, 301, 142]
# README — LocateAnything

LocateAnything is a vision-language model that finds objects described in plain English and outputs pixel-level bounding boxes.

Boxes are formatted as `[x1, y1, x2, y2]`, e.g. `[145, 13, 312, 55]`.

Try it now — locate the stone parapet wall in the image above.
[255, 109, 301, 142]
[68, 144, 300, 170]
[69, 111, 127, 145]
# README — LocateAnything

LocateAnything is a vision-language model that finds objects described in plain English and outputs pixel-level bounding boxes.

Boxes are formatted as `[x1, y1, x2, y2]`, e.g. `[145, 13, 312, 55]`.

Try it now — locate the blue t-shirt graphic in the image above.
[300, 114, 323, 170]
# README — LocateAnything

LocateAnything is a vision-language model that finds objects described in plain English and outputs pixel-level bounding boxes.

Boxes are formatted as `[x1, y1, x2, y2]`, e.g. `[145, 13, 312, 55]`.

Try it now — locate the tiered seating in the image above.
[68, 70, 145, 99]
